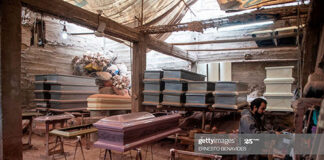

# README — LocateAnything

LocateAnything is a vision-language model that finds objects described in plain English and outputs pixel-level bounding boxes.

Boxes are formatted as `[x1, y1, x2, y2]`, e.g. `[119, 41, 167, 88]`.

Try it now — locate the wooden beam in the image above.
[301, 0, 324, 90]
[21, 0, 194, 62]
[196, 47, 298, 63]
[0, 0, 23, 159]
[146, 36, 197, 62]
[137, 4, 309, 34]
[188, 47, 260, 52]
[131, 37, 147, 112]
[188, 46, 296, 52]
[229, 59, 298, 63]
[172, 33, 297, 45]
[21, 0, 140, 42]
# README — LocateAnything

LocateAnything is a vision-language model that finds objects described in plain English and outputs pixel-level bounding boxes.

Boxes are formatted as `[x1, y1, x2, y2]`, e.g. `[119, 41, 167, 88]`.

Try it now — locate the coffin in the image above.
[35, 99, 88, 111]
[144, 70, 163, 80]
[35, 81, 98, 91]
[264, 78, 294, 93]
[164, 81, 188, 92]
[185, 92, 214, 108]
[265, 66, 294, 79]
[163, 69, 205, 81]
[215, 81, 248, 91]
[187, 81, 215, 92]
[87, 94, 131, 111]
[34, 90, 96, 100]
[264, 93, 294, 112]
[35, 74, 96, 85]
[212, 81, 248, 110]
[162, 91, 186, 107]
[144, 80, 164, 91]
[143, 91, 162, 106]
[93, 112, 181, 152]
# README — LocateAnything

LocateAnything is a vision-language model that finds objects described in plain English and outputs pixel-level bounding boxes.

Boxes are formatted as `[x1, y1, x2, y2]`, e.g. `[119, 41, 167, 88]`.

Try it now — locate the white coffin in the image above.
[265, 66, 294, 78]
[264, 78, 294, 93]
[264, 93, 293, 112]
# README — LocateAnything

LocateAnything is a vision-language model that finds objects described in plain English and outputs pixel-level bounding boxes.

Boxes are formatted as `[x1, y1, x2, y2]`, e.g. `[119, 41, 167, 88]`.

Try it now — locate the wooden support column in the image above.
[301, 0, 324, 90]
[0, 0, 23, 159]
[131, 35, 147, 112]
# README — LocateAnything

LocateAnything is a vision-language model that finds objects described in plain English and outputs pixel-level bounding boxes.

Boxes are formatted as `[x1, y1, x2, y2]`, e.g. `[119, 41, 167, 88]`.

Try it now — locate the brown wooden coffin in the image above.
[87, 94, 131, 111]
[93, 112, 181, 152]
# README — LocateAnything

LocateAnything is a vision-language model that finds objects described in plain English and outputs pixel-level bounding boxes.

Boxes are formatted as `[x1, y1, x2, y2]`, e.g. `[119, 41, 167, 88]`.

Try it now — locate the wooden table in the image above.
[50, 124, 98, 160]
[34, 114, 74, 158]
[22, 112, 43, 149]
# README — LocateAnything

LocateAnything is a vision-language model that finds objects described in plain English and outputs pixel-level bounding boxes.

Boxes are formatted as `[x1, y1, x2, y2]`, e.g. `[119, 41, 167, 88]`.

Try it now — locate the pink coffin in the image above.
[93, 112, 181, 152]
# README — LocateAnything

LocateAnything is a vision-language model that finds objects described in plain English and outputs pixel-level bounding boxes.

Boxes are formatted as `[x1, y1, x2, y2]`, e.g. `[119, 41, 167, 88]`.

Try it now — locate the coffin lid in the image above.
[213, 91, 248, 96]
[265, 66, 294, 70]
[163, 69, 206, 77]
[264, 92, 294, 97]
[264, 78, 294, 83]
[144, 70, 163, 73]
[215, 81, 248, 85]
[187, 81, 216, 84]
[88, 94, 131, 99]
[94, 112, 180, 130]
[99, 112, 154, 124]
[34, 81, 97, 86]
[36, 74, 96, 79]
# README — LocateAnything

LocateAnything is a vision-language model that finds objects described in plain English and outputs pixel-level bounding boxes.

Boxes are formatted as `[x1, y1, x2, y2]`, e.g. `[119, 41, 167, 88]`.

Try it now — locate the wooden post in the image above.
[301, 0, 324, 90]
[0, 0, 23, 159]
[131, 36, 147, 112]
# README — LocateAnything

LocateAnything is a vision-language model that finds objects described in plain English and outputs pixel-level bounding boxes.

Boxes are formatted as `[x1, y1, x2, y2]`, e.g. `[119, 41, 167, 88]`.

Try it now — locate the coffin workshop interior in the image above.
[1, 0, 324, 159]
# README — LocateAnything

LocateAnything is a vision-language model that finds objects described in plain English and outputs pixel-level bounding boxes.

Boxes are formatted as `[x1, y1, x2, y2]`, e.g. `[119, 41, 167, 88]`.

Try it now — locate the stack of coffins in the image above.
[143, 71, 164, 106]
[34, 74, 98, 111]
[93, 112, 181, 152]
[87, 94, 131, 111]
[161, 70, 205, 107]
[185, 82, 215, 108]
[264, 66, 294, 112]
[212, 81, 248, 109]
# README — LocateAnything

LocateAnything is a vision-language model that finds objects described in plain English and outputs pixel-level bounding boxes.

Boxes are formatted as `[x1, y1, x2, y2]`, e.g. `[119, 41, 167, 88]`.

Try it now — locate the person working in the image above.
[239, 98, 268, 134]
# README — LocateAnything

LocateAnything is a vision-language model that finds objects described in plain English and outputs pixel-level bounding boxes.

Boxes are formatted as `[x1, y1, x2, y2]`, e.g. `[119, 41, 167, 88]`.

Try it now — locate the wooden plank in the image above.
[171, 33, 297, 45]
[21, 0, 140, 42]
[0, 0, 23, 159]
[131, 38, 147, 112]
[146, 36, 196, 62]
[196, 47, 298, 62]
